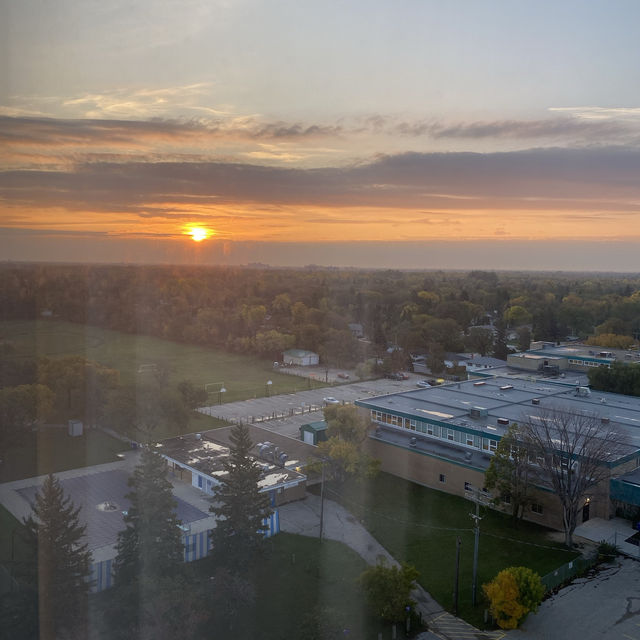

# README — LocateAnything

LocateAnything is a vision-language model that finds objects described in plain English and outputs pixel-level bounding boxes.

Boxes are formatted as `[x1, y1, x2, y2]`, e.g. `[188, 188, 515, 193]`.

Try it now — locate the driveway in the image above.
[505, 558, 640, 640]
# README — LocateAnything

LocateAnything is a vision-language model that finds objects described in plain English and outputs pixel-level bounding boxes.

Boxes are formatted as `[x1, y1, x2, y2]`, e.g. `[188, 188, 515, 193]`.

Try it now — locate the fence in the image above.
[540, 554, 597, 592]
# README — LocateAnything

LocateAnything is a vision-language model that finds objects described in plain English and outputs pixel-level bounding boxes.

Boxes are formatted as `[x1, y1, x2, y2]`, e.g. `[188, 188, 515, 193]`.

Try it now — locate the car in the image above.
[398, 372, 409, 380]
[323, 396, 340, 404]
[385, 372, 403, 380]
[416, 380, 431, 388]
[337, 372, 350, 379]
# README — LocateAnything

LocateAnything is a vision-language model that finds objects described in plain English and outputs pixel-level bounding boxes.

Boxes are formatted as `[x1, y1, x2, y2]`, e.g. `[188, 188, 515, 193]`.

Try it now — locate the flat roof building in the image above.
[356, 375, 640, 530]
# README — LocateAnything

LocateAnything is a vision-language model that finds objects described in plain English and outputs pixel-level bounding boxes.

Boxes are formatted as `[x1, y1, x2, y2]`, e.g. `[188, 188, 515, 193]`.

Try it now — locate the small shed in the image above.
[283, 349, 320, 366]
[299, 420, 328, 445]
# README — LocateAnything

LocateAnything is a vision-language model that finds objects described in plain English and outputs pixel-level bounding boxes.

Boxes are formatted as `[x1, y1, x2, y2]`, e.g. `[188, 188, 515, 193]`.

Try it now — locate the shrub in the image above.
[483, 566, 545, 629]
[597, 540, 620, 560]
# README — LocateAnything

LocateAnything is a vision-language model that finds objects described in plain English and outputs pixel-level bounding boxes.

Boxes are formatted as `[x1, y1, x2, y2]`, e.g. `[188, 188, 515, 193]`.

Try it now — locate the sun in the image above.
[188, 227, 209, 242]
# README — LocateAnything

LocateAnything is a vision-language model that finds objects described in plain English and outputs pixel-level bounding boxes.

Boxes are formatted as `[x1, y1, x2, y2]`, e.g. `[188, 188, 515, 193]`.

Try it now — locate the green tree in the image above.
[483, 566, 544, 629]
[484, 424, 533, 522]
[114, 449, 184, 585]
[358, 559, 419, 623]
[112, 449, 185, 637]
[312, 405, 380, 483]
[516, 326, 531, 352]
[209, 423, 272, 570]
[177, 379, 208, 410]
[466, 327, 495, 356]
[21, 474, 92, 640]
[0, 384, 54, 450]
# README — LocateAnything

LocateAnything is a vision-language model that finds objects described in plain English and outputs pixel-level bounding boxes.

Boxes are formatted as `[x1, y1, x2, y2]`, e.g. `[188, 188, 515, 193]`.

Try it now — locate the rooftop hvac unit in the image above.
[473, 381, 486, 387]
[469, 406, 488, 419]
[499, 385, 514, 391]
[497, 418, 510, 426]
[409, 437, 417, 447]
[531, 398, 540, 405]
[601, 417, 610, 424]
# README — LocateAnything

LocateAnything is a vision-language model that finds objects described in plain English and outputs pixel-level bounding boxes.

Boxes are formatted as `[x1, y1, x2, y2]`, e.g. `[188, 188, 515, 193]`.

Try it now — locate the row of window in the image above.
[568, 358, 610, 368]
[372, 410, 498, 453]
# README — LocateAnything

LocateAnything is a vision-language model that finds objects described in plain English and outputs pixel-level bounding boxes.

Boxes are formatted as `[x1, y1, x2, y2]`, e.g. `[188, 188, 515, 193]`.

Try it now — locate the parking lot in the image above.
[198, 375, 424, 438]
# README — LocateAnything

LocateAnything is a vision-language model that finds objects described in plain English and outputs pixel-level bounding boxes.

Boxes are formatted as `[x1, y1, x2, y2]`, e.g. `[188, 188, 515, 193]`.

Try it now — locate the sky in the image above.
[2, 0, 640, 270]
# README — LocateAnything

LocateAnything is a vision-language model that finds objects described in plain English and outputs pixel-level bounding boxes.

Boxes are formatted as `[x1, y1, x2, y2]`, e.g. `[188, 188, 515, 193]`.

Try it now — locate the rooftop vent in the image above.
[500, 385, 514, 391]
[497, 418, 510, 426]
[532, 398, 540, 405]
[473, 381, 486, 387]
[601, 417, 610, 424]
[470, 406, 488, 419]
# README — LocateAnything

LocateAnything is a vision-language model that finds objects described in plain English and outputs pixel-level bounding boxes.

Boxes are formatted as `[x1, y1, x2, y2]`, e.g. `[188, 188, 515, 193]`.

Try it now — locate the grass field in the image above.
[93, 533, 408, 640]
[0, 319, 327, 403]
[322, 473, 579, 628]
[0, 429, 127, 484]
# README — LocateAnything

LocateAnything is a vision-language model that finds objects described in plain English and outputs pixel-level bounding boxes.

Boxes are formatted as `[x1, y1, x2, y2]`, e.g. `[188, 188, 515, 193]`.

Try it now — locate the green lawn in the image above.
[0, 319, 327, 402]
[0, 429, 127, 483]
[93, 533, 413, 640]
[322, 473, 578, 628]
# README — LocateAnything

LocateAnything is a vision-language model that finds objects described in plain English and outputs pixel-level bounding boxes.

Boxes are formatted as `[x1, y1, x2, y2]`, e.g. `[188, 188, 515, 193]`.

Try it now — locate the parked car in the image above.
[385, 372, 403, 380]
[323, 396, 340, 404]
[337, 372, 350, 379]
[416, 380, 431, 388]
[398, 372, 409, 380]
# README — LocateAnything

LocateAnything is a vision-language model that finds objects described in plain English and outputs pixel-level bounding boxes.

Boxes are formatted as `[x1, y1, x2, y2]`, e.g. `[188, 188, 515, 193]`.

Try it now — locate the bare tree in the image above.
[520, 406, 630, 548]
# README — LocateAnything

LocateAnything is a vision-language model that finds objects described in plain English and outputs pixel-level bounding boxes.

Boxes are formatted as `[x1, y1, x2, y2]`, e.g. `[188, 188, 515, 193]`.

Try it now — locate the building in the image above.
[355, 375, 640, 531]
[508, 342, 640, 374]
[283, 348, 320, 366]
[299, 420, 328, 445]
[158, 426, 308, 507]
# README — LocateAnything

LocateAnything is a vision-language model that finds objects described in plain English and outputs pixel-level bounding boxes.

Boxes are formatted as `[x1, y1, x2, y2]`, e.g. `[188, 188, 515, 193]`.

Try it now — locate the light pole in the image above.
[218, 386, 226, 404]
[319, 458, 326, 541]
[266, 379, 272, 397]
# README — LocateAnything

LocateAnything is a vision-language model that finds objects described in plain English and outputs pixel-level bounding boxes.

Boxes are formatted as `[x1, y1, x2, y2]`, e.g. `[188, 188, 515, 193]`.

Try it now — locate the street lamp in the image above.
[266, 380, 272, 397]
[218, 386, 226, 405]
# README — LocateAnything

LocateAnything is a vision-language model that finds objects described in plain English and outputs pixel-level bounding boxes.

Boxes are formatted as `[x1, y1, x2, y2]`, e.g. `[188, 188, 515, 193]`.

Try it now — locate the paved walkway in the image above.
[279, 493, 504, 639]
[575, 517, 640, 559]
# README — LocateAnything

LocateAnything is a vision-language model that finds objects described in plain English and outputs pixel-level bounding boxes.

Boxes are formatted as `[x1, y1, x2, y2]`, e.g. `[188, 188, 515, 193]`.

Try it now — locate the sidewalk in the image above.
[279, 493, 503, 639]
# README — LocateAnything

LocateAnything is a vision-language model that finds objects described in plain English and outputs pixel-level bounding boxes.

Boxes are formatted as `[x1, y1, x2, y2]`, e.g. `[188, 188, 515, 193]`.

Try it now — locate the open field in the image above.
[0, 320, 328, 403]
[323, 473, 579, 628]
[92, 533, 399, 640]
[0, 429, 126, 484]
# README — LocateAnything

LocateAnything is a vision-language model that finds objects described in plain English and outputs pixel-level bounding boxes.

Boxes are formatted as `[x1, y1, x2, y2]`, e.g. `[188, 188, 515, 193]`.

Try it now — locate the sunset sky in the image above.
[2, 1, 640, 270]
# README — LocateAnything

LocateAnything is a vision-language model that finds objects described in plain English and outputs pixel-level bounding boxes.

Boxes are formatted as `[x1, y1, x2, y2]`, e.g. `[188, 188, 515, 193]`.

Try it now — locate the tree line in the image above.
[3, 264, 640, 369]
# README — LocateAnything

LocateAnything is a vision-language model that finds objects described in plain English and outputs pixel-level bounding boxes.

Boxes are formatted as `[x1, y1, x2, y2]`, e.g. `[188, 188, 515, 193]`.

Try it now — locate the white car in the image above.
[323, 396, 340, 404]
[416, 380, 431, 388]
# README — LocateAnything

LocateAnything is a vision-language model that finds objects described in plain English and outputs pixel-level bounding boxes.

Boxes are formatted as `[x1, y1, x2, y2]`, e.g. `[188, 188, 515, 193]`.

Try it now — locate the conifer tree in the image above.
[111, 448, 185, 638]
[209, 423, 272, 569]
[114, 448, 184, 585]
[21, 474, 92, 640]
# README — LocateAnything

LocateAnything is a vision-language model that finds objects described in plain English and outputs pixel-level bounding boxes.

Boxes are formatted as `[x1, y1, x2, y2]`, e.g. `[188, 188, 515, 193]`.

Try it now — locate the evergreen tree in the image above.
[21, 474, 92, 640]
[209, 423, 272, 569]
[114, 448, 184, 585]
[111, 449, 185, 638]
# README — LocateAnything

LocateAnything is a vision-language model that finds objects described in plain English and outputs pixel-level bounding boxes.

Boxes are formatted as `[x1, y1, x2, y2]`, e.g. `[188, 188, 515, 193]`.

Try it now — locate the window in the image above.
[464, 481, 472, 491]
[466, 435, 474, 447]
[439, 474, 446, 483]
[197, 475, 203, 488]
[531, 503, 544, 514]
[488, 440, 497, 452]
[503, 494, 511, 504]
[447, 429, 454, 441]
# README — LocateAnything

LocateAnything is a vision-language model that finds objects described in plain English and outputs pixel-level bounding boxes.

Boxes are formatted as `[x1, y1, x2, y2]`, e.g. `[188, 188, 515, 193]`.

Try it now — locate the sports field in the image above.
[0, 319, 326, 403]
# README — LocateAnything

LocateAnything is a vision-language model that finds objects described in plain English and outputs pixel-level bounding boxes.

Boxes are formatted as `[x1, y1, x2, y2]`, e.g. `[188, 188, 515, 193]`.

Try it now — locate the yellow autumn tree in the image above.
[483, 567, 544, 629]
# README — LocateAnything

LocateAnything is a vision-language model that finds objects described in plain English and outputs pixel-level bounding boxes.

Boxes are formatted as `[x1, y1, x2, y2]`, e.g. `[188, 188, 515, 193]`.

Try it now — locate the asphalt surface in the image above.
[505, 558, 640, 640]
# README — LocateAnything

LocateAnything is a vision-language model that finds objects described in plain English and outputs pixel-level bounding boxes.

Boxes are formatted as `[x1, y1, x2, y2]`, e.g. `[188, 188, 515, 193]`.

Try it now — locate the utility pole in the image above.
[319, 459, 326, 541]
[453, 536, 462, 615]
[468, 489, 484, 607]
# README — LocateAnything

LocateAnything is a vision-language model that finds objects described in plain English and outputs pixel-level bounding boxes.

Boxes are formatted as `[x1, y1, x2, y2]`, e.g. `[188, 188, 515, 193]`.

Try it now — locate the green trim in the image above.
[357, 398, 501, 441]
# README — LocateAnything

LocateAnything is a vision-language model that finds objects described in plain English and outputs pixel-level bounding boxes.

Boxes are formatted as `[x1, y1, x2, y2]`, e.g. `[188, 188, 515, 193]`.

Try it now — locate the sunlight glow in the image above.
[188, 227, 209, 242]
